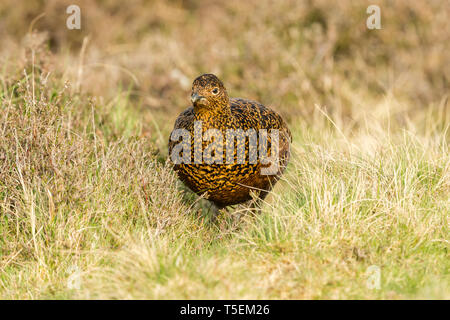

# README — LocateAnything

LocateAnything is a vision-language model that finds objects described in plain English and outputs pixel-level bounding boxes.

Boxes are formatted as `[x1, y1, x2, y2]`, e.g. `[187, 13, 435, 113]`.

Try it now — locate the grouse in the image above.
[168, 74, 291, 209]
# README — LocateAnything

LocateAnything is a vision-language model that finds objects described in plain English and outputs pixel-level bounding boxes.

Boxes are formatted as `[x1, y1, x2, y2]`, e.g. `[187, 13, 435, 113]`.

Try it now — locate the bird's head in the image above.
[190, 74, 229, 112]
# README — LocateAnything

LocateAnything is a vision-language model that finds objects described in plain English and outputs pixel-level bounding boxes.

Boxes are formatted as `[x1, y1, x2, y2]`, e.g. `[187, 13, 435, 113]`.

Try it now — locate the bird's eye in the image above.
[212, 88, 219, 95]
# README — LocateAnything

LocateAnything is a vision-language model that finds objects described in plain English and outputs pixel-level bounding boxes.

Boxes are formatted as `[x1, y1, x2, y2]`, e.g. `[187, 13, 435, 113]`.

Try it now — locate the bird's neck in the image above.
[193, 104, 234, 129]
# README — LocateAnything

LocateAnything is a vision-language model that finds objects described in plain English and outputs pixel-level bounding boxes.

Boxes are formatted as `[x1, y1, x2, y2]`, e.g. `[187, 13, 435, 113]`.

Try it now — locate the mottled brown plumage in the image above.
[168, 74, 291, 208]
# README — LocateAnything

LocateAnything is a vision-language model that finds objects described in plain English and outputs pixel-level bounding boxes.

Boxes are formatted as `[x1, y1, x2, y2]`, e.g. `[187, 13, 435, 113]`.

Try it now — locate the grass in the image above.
[0, 0, 449, 299]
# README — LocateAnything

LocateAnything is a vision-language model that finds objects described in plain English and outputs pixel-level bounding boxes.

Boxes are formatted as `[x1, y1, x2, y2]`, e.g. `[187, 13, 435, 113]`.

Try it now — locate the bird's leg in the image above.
[209, 202, 226, 222]
[259, 190, 269, 202]
[248, 190, 269, 215]
[206, 201, 214, 215]
[249, 200, 261, 216]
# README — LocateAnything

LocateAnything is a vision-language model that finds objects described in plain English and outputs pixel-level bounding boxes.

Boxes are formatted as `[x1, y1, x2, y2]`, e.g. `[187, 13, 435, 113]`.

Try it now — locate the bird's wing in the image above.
[230, 98, 291, 139]
[168, 106, 194, 158]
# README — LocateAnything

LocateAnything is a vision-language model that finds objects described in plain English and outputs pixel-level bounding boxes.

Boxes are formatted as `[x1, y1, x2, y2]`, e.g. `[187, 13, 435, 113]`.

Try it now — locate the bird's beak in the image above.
[191, 92, 202, 105]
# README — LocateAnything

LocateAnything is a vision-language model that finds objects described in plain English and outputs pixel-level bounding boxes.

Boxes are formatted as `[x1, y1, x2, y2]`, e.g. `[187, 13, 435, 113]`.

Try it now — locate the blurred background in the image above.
[0, 0, 448, 143]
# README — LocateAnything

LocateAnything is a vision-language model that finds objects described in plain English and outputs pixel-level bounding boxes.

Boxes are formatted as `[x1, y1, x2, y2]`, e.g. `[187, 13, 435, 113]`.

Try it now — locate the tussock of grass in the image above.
[0, 0, 449, 299]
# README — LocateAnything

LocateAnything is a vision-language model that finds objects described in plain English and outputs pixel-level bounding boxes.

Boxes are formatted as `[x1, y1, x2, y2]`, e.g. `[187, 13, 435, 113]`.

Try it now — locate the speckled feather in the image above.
[169, 74, 292, 208]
